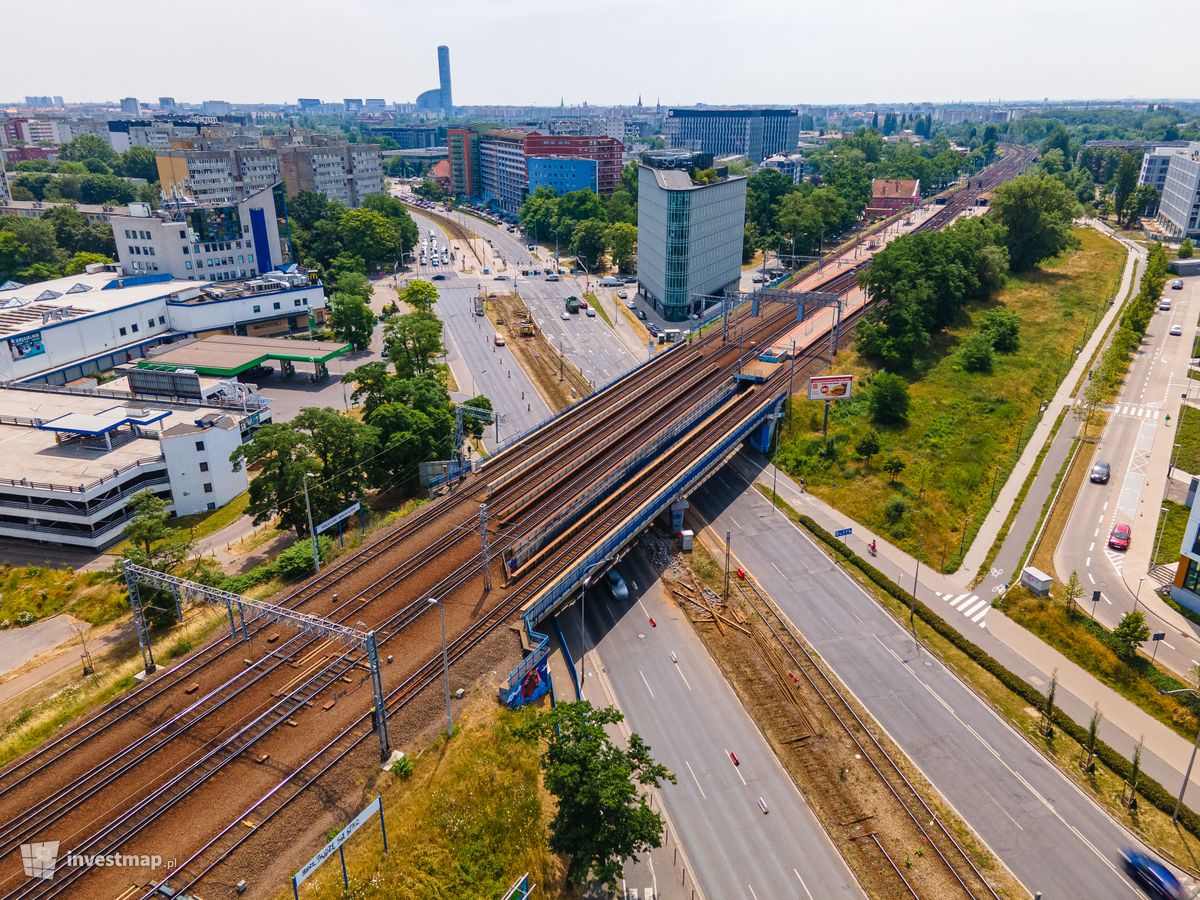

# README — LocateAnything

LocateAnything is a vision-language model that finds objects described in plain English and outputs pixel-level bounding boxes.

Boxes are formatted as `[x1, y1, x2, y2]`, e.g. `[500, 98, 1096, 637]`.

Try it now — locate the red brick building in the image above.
[522, 134, 624, 195]
[866, 178, 920, 216]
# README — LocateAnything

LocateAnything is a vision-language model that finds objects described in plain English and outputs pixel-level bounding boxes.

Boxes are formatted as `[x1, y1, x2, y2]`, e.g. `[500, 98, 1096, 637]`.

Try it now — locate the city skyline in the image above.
[5, 0, 1189, 108]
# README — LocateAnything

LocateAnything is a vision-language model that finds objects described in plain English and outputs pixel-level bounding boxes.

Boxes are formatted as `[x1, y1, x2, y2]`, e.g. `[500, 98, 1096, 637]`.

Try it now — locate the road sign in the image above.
[1152, 632, 1167, 641]
[1092, 590, 1102, 603]
[834, 527, 852, 538]
[316, 501, 361, 535]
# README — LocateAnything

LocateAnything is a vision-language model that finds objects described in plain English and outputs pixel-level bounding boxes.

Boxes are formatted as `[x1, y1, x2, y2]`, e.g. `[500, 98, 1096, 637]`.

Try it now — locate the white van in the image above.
[1160, 297, 1172, 311]
[600, 276, 622, 287]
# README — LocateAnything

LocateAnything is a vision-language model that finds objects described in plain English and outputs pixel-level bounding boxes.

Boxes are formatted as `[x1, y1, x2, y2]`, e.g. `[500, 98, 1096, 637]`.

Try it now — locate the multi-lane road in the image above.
[693, 455, 1150, 898]
[1057, 273, 1200, 674]
[558, 547, 864, 900]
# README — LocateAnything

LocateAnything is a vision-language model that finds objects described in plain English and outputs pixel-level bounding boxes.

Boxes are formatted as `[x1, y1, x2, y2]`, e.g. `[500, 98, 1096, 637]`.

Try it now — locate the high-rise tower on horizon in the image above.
[437, 45, 452, 113]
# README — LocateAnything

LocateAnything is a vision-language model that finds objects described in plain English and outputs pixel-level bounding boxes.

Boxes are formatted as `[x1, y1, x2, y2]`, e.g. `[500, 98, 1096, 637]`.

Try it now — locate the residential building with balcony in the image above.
[479, 129, 531, 216]
[156, 146, 281, 205]
[277, 140, 383, 207]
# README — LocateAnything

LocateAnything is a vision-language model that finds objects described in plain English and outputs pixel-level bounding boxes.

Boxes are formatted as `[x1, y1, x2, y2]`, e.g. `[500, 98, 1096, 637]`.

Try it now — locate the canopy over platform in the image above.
[138, 335, 351, 378]
[38, 405, 170, 437]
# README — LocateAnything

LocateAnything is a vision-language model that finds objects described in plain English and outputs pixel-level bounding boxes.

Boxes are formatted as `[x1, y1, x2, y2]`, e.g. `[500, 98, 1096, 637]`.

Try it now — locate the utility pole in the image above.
[429, 598, 452, 738]
[723, 530, 732, 605]
[302, 472, 320, 575]
[479, 503, 491, 592]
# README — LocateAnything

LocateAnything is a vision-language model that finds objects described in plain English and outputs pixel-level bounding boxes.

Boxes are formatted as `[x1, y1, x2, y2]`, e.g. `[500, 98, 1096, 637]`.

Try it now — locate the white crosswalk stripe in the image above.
[934, 591, 990, 627]
[1110, 403, 1163, 420]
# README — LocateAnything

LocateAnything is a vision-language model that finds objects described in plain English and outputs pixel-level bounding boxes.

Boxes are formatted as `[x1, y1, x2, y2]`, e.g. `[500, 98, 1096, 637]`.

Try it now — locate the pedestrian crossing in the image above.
[933, 591, 991, 628]
[1110, 403, 1163, 420]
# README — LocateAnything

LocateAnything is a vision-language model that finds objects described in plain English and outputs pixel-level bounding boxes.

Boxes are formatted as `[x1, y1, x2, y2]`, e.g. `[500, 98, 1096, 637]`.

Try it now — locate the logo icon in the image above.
[20, 842, 59, 880]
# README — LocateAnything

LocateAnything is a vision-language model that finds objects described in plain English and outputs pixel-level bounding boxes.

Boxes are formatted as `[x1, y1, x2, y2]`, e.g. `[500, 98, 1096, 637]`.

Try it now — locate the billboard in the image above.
[9, 331, 45, 361]
[808, 375, 853, 401]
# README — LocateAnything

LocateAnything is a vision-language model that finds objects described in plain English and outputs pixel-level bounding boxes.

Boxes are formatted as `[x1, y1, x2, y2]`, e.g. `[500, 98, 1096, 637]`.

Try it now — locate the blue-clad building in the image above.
[527, 156, 598, 195]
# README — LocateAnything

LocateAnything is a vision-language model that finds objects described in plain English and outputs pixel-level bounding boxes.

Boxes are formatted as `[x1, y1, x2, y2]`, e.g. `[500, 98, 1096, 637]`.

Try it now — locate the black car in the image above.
[1090, 460, 1110, 484]
[623, 276, 638, 283]
[431, 273, 446, 281]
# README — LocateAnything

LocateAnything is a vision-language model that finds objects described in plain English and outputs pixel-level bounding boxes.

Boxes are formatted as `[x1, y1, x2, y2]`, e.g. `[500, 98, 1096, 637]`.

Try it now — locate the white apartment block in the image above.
[277, 141, 384, 208]
[1154, 143, 1200, 238]
[157, 147, 282, 205]
[111, 186, 285, 283]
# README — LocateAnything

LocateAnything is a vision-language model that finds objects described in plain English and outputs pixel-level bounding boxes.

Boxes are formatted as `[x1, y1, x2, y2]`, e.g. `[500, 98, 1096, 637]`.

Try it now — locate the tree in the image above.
[328, 293, 376, 350]
[867, 372, 911, 425]
[1121, 185, 1158, 226]
[604, 188, 637, 226]
[571, 218, 610, 270]
[79, 174, 136, 205]
[398, 279, 439, 313]
[116, 490, 195, 627]
[516, 702, 675, 890]
[854, 430, 881, 468]
[555, 189, 606, 233]
[519, 186, 560, 243]
[1063, 570, 1084, 615]
[44, 205, 115, 256]
[232, 409, 377, 536]
[339, 208, 403, 271]
[745, 168, 795, 234]
[990, 173, 1080, 271]
[1111, 609, 1150, 660]
[1, 216, 64, 275]
[413, 179, 445, 201]
[58, 134, 118, 167]
[978, 307, 1020, 353]
[881, 454, 907, 484]
[65, 252, 113, 275]
[0, 232, 30, 283]
[332, 270, 372, 303]
[289, 190, 342, 231]
[959, 331, 994, 373]
[360, 192, 418, 255]
[606, 222, 637, 273]
[384, 311, 444, 380]
[119, 145, 159, 182]
[1180, 238, 1195, 259]
[461, 394, 493, 439]
[1110, 151, 1140, 219]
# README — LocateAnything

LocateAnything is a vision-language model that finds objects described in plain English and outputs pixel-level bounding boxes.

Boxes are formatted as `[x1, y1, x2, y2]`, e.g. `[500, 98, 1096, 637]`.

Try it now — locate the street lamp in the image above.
[428, 598, 452, 738]
[302, 472, 320, 575]
[1135, 576, 1147, 611]
[1160, 686, 1200, 823]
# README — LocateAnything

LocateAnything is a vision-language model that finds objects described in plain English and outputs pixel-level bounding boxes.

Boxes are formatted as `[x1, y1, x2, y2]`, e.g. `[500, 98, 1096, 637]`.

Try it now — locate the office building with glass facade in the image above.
[637, 165, 746, 321]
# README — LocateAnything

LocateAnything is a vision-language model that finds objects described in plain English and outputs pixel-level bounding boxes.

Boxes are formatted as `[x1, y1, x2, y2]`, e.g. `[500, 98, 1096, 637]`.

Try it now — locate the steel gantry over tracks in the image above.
[122, 561, 392, 759]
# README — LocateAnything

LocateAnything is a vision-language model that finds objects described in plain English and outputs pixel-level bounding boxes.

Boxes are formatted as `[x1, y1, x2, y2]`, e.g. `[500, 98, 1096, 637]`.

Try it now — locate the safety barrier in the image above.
[502, 388, 786, 695]
[551, 614, 582, 701]
[502, 380, 735, 575]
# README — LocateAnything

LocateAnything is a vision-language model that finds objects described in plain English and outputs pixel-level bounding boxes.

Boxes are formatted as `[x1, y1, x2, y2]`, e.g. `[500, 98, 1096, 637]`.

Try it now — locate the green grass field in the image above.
[775, 227, 1126, 572]
[0, 567, 124, 628]
[1174, 405, 1200, 475]
[1153, 500, 1190, 566]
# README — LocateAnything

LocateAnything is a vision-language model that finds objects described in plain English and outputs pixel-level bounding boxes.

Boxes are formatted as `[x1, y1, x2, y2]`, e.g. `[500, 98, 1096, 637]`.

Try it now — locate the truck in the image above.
[564, 295, 581, 314]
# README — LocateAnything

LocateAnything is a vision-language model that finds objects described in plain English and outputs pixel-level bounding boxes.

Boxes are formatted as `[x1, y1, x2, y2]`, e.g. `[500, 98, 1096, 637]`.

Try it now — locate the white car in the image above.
[616, 289, 628, 299]
[561, 310, 570, 320]
[1170, 324, 1184, 336]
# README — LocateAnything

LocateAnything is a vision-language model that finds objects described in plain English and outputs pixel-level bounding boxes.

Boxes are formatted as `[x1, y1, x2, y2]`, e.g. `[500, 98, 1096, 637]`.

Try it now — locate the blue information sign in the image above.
[834, 527, 852, 538]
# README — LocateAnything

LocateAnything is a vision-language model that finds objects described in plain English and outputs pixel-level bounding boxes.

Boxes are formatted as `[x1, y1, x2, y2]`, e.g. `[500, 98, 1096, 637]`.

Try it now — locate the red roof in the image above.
[871, 178, 920, 200]
[431, 159, 451, 179]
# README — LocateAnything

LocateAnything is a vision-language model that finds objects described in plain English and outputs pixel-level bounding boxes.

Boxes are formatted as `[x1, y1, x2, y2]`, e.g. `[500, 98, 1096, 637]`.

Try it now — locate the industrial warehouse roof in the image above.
[138, 334, 351, 377]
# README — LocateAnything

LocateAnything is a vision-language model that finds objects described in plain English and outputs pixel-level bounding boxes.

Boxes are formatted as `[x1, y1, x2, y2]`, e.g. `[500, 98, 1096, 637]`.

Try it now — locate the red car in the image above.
[1108, 523, 1132, 551]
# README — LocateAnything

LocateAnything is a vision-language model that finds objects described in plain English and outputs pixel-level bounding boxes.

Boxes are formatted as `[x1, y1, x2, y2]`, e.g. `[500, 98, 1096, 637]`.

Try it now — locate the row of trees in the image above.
[235, 279, 487, 535]
[288, 190, 419, 280]
[518, 186, 637, 272]
[8, 135, 161, 207]
[0, 207, 116, 283]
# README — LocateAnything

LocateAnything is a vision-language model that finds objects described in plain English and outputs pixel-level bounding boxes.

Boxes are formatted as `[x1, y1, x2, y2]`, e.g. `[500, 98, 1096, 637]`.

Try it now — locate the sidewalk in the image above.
[958, 228, 1147, 580]
[739, 453, 1200, 803]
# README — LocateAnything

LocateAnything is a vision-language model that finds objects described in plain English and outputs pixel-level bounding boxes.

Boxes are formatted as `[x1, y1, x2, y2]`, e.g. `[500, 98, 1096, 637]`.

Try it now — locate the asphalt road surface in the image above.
[559, 547, 864, 900]
[694, 455, 1153, 898]
[1057, 273, 1200, 675]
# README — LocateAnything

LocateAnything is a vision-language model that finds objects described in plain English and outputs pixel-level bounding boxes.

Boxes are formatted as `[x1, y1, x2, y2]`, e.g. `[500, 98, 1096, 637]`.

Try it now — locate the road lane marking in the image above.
[794, 870, 816, 900]
[1088, 573, 1095, 584]
[871, 634, 1140, 891]
[771, 561, 788, 580]
[1164, 641, 1177, 650]
[971, 605, 990, 623]
[1089, 542, 1095, 553]
[747, 885, 760, 900]
[639, 670, 655, 698]
[729, 515, 743, 529]
[950, 593, 972, 608]
[674, 664, 693, 691]
[684, 759, 707, 798]
[724, 748, 748, 785]
[961, 598, 986, 617]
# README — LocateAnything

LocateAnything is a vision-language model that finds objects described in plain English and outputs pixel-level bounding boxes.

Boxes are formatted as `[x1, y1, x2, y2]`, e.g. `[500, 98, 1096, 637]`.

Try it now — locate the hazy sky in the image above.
[6, 0, 1181, 107]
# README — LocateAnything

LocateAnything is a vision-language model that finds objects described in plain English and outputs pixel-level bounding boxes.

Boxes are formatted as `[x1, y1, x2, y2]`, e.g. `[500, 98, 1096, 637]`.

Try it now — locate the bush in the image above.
[884, 498, 909, 524]
[272, 537, 333, 583]
[978, 307, 1020, 353]
[959, 332, 994, 373]
[867, 372, 911, 425]
[1180, 238, 1194, 260]
[391, 754, 414, 778]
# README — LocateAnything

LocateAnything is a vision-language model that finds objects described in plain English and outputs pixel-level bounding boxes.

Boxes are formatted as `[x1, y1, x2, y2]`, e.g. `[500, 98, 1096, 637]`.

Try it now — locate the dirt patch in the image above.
[649, 527, 1023, 899]
[487, 292, 592, 410]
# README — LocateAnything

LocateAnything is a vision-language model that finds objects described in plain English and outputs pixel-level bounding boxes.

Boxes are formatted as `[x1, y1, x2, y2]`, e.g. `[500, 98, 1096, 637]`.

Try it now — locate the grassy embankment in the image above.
[774, 227, 1126, 573]
[274, 699, 567, 900]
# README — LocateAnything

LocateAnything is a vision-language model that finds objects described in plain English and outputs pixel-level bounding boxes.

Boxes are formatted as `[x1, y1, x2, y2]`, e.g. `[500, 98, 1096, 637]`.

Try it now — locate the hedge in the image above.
[795, 510, 1200, 839]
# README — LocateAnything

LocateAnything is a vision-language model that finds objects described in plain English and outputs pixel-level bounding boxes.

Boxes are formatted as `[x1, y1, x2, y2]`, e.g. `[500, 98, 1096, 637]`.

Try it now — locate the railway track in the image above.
[0, 150, 1035, 898]
[728, 572, 1002, 900]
